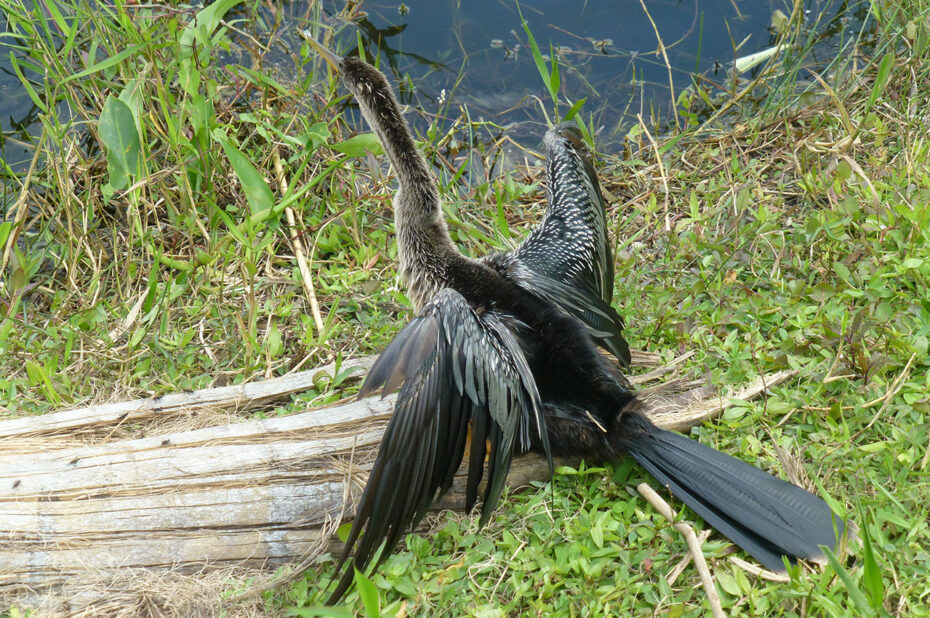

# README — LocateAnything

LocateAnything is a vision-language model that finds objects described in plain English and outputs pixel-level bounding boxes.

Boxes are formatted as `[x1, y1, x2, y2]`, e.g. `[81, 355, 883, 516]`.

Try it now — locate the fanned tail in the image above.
[615, 412, 846, 571]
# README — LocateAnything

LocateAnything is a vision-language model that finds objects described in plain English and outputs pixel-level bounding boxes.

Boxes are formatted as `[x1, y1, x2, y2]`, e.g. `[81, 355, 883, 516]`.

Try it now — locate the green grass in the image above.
[2, 0, 930, 616]
[0, 0, 410, 412]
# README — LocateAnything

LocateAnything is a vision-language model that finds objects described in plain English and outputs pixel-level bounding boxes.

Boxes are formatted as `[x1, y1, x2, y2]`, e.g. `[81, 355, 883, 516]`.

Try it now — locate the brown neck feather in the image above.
[341, 58, 439, 219]
[340, 57, 459, 308]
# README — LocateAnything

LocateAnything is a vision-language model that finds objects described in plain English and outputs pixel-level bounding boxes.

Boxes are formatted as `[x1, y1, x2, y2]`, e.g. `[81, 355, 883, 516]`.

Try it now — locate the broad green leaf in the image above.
[354, 568, 380, 618]
[189, 93, 215, 137]
[178, 59, 201, 97]
[833, 260, 851, 282]
[129, 327, 146, 348]
[332, 364, 365, 388]
[716, 571, 741, 595]
[9, 266, 25, 293]
[99, 95, 142, 191]
[118, 79, 145, 134]
[810, 282, 835, 302]
[330, 133, 384, 158]
[0, 320, 12, 343]
[0, 221, 13, 250]
[305, 122, 332, 150]
[265, 320, 283, 357]
[590, 522, 603, 549]
[219, 139, 274, 215]
[25, 360, 60, 404]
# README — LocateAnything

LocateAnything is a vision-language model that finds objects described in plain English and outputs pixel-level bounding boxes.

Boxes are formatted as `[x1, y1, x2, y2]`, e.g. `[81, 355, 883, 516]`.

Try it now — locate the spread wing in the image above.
[511, 124, 614, 303]
[495, 125, 630, 366]
[510, 266, 630, 366]
[328, 288, 550, 601]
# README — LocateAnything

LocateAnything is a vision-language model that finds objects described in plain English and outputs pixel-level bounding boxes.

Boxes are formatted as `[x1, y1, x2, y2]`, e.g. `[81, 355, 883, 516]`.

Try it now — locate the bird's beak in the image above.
[301, 31, 342, 72]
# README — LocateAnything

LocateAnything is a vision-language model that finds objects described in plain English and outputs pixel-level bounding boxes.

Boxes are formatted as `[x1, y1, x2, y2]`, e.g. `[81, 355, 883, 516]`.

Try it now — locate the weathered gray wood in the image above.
[0, 349, 662, 446]
[0, 365, 794, 612]
[0, 356, 377, 443]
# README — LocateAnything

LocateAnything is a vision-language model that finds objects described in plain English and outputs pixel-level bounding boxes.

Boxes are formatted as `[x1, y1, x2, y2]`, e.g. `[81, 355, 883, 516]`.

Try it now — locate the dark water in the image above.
[0, 0, 872, 172]
[0, 10, 43, 173]
[301, 0, 871, 157]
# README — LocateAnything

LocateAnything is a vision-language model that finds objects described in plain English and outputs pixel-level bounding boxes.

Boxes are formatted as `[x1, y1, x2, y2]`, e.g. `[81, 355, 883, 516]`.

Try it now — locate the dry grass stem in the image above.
[637, 0, 678, 130]
[854, 352, 916, 438]
[666, 529, 712, 585]
[636, 114, 671, 232]
[273, 147, 326, 334]
[728, 557, 791, 583]
[1, 129, 47, 277]
[637, 483, 725, 618]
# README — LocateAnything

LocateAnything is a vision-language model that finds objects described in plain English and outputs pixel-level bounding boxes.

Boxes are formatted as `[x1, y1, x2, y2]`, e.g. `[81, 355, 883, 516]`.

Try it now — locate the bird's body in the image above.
[312, 51, 847, 603]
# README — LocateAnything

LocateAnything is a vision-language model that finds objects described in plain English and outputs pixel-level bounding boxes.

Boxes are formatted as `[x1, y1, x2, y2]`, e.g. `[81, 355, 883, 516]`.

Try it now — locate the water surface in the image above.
[0, 0, 872, 174]
[303, 0, 871, 154]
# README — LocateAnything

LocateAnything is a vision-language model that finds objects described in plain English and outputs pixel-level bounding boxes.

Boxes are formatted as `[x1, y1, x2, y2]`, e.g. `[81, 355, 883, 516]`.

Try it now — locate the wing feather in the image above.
[511, 124, 614, 302]
[496, 125, 631, 366]
[329, 289, 550, 602]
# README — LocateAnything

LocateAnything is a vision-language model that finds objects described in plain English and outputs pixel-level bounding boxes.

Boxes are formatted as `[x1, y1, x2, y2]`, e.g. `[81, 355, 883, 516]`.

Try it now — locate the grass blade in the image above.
[518, 4, 557, 105]
[7, 52, 47, 113]
[860, 509, 885, 611]
[866, 52, 894, 112]
[562, 97, 586, 122]
[61, 44, 144, 84]
[822, 546, 875, 617]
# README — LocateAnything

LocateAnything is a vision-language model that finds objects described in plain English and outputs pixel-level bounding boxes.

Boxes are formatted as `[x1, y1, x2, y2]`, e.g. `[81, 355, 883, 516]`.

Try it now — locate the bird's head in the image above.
[543, 122, 591, 160]
[303, 34, 391, 102]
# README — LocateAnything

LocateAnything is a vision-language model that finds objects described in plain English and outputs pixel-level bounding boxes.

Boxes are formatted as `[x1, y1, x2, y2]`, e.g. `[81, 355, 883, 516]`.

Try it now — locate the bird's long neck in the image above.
[342, 58, 458, 309]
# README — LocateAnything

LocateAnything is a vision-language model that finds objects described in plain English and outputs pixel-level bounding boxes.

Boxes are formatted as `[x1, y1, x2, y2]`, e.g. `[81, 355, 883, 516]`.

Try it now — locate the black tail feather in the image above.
[615, 413, 845, 572]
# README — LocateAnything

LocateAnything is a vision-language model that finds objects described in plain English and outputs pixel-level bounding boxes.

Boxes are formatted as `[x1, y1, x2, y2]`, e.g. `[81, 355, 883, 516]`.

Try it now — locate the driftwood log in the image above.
[0, 352, 796, 614]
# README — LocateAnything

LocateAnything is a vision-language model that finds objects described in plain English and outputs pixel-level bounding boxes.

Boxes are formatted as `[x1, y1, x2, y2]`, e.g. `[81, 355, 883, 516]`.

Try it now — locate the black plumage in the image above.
[305, 43, 848, 603]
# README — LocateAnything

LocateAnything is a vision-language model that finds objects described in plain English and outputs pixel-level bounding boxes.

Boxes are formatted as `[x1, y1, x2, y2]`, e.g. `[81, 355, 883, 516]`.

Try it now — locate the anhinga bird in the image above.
[307, 41, 847, 603]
